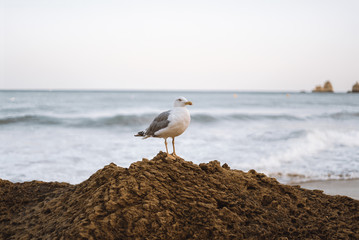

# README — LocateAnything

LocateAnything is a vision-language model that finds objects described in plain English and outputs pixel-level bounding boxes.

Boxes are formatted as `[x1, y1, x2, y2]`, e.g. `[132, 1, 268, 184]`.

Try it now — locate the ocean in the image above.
[1, 90, 359, 184]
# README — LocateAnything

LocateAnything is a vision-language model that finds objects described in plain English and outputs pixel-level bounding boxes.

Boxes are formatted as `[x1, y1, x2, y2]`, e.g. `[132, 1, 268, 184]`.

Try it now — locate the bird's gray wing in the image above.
[145, 110, 171, 137]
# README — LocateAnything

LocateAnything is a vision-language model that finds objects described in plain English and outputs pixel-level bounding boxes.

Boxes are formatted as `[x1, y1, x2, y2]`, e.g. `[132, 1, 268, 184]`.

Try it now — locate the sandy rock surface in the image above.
[1, 152, 358, 239]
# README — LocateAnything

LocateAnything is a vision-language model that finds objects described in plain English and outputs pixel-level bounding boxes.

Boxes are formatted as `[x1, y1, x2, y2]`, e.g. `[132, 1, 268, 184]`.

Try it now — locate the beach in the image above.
[1, 153, 358, 239]
[3, 1, 359, 238]
[297, 179, 359, 200]
[1, 91, 359, 238]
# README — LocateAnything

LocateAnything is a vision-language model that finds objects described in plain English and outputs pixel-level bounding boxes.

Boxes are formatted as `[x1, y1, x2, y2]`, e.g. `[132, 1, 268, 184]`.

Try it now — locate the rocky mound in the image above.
[1, 152, 358, 239]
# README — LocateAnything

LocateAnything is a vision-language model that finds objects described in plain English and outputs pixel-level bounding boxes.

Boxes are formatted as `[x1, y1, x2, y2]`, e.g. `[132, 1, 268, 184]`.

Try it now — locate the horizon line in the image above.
[0, 88, 350, 93]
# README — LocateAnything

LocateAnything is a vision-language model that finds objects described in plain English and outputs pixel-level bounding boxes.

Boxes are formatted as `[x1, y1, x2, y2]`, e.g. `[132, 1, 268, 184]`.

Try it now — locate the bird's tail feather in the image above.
[134, 131, 145, 137]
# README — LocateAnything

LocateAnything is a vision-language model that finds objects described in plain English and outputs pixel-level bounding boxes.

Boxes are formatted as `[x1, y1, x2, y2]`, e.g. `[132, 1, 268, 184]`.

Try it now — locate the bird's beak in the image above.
[185, 101, 193, 105]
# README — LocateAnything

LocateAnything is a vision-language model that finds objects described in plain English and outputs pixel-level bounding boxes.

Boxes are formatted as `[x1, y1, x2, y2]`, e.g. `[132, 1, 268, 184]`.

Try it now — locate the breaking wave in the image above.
[251, 129, 359, 183]
[1, 110, 359, 127]
[0, 114, 155, 127]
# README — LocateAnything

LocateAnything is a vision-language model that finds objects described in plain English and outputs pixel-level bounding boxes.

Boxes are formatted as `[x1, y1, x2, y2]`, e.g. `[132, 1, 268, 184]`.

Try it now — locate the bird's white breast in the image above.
[155, 107, 190, 138]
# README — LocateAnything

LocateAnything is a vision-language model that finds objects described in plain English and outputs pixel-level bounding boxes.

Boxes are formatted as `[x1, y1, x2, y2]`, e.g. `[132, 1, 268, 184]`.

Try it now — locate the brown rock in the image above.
[323, 81, 333, 92]
[312, 81, 334, 92]
[352, 82, 359, 93]
[1, 152, 358, 239]
[313, 85, 323, 92]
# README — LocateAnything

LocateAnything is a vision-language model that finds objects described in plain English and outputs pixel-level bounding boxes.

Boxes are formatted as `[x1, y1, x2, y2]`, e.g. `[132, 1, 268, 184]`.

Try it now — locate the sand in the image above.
[297, 179, 359, 200]
[1, 152, 358, 239]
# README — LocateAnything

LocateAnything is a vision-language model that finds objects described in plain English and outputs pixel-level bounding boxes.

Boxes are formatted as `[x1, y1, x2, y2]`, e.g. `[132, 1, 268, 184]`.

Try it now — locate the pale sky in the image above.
[1, 0, 359, 91]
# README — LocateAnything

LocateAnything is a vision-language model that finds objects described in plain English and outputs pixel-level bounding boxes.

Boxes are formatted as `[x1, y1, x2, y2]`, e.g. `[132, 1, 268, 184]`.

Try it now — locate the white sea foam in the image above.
[251, 129, 359, 182]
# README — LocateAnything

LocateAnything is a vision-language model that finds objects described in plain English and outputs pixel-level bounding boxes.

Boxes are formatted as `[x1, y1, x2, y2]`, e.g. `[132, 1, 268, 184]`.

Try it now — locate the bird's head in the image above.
[174, 96, 192, 107]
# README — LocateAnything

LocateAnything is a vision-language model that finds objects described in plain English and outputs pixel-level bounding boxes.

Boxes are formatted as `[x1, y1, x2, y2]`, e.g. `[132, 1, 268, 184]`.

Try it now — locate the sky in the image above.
[1, 0, 359, 91]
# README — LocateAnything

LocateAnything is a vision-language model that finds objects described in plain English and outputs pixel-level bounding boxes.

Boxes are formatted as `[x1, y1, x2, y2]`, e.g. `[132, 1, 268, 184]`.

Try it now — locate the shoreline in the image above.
[293, 179, 359, 200]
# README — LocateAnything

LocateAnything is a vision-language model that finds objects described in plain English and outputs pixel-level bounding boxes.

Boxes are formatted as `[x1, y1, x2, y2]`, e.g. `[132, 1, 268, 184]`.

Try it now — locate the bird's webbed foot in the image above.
[166, 153, 176, 160]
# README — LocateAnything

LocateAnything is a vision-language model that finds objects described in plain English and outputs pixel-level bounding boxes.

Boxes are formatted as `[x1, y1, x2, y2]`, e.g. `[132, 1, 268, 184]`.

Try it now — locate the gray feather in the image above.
[145, 110, 171, 137]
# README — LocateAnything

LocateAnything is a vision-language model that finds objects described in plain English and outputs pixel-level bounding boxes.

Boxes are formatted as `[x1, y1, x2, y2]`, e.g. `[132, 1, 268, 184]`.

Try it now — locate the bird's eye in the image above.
[178, 99, 182, 101]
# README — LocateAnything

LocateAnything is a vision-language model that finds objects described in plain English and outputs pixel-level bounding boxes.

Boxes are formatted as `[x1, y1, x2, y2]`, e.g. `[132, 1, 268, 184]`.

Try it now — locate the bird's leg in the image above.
[165, 138, 174, 159]
[172, 137, 177, 157]
[164, 138, 169, 155]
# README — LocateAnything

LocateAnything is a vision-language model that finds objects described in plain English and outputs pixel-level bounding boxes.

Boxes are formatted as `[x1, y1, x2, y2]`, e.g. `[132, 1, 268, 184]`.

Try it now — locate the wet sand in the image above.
[296, 179, 359, 200]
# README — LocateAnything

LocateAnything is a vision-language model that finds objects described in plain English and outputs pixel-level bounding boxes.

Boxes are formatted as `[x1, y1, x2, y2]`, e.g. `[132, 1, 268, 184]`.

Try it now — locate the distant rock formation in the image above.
[352, 82, 359, 93]
[312, 81, 334, 93]
[313, 85, 323, 92]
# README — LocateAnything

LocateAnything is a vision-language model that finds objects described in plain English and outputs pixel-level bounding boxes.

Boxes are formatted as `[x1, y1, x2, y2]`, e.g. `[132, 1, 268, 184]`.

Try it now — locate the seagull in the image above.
[135, 96, 192, 158]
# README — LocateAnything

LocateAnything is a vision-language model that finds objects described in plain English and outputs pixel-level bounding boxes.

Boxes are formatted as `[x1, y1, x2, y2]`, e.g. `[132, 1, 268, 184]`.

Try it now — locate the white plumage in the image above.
[135, 96, 192, 158]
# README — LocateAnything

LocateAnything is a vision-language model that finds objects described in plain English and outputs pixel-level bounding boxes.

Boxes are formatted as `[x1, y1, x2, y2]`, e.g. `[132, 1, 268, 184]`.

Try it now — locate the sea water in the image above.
[1, 90, 359, 184]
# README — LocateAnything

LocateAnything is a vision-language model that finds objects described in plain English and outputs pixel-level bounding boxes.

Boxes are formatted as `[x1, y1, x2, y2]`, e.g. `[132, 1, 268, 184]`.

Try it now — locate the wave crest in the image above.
[0, 114, 154, 127]
[1, 110, 359, 127]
